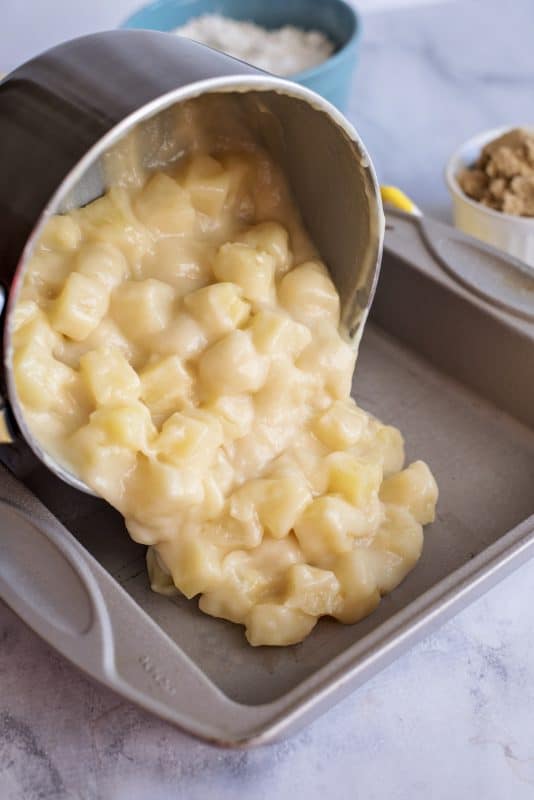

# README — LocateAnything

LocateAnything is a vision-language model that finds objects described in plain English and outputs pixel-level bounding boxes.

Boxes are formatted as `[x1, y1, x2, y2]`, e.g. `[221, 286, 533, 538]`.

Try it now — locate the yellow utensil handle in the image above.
[380, 185, 419, 214]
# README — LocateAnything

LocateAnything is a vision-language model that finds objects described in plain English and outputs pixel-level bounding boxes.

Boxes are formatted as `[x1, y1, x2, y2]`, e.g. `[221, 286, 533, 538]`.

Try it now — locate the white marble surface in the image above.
[2, 1, 534, 798]
[0, 0, 449, 73]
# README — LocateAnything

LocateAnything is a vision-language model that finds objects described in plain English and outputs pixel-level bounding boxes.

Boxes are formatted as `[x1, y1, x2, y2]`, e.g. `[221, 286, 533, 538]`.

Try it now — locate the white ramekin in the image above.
[445, 126, 534, 268]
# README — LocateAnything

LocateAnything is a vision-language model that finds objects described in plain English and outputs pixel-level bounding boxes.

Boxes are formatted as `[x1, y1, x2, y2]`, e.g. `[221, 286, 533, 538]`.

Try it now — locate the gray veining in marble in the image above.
[349, 0, 534, 222]
[2, 1, 534, 798]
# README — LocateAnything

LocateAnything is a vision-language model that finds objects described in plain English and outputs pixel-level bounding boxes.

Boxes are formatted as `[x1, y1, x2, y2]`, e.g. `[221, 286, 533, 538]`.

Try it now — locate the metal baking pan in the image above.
[1, 214, 533, 746]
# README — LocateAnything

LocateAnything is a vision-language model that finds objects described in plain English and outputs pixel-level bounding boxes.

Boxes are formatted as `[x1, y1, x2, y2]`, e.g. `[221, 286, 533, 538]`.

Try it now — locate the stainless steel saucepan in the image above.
[0, 29, 384, 494]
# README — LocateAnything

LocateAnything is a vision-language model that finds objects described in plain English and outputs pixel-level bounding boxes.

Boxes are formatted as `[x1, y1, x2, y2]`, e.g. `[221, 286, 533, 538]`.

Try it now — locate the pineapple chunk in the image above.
[293, 496, 367, 565]
[201, 474, 226, 520]
[75, 188, 130, 231]
[127, 456, 204, 517]
[213, 243, 276, 305]
[199, 585, 253, 625]
[183, 282, 250, 340]
[223, 536, 303, 593]
[374, 425, 405, 476]
[58, 320, 132, 370]
[66, 319, 133, 365]
[211, 449, 234, 496]
[284, 563, 340, 617]
[332, 549, 380, 624]
[184, 154, 232, 216]
[298, 325, 356, 399]
[39, 215, 81, 252]
[205, 394, 254, 440]
[220, 152, 255, 210]
[14, 346, 77, 412]
[230, 476, 311, 539]
[75, 242, 129, 289]
[80, 347, 140, 406]
[278, 262, 340, 325]
[24, 251, 71, 297]
[312, 400, 368, 450]
[155, 409, 223, 468]
[142, 238, 212, 295]
[10, 299, 40, 333]
[235, 221, 290, 275]
[158, 538, 222, 599]
[362, 549, 405, 595]
[112, 279, 175, 340]
[50, 272, 110, 340]
[379, 460, 438, 525]
[74, 187, 151, 262]
[133, 172, 196, 234]
[139, 355, 193, 416]
[253, 357, 312, 426]
[326, 452, 382, 507]
[249, 309, 311, 358]
[375, 505, 424, 561]
[149, 312, 208, 360]
[12, 309, 61, 354]
[245, 604, 317, 646]
[68, 424, 137, 508]
[198, 330, 267, 396]
[368, 505, 424, 593]
[88, 403, 156, 451]
[227, 483, 261, 528]
[203, 514, 262, 549]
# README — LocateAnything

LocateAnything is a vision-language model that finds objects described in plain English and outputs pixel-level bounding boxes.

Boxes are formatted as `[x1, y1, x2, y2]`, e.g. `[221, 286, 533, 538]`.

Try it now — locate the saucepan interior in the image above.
[5, 76, 384, 493]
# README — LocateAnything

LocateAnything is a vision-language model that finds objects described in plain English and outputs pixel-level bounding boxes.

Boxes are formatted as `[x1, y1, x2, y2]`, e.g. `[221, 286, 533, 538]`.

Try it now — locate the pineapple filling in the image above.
[11, 148, 438, 646]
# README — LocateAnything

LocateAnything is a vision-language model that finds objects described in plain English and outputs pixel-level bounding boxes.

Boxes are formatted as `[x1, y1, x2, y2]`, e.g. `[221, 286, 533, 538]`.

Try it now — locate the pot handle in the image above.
[381, 186, 534, 322]
[0, 492, 115, 680]
[417, 214, 534, 322]
[0, 464, 256, 744]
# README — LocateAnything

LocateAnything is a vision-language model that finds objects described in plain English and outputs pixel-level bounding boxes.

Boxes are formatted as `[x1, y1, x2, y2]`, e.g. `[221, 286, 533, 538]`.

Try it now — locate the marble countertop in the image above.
[2, 1, 534, 798]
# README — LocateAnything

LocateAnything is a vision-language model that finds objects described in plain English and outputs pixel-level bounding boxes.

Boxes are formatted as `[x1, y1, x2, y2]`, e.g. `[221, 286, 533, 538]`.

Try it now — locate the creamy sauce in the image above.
[12, 146, 438, 646]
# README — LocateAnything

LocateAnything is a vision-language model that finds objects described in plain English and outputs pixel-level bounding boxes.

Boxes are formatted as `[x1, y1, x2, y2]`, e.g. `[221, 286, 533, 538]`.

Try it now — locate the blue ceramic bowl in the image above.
[121, 0, 360, 110]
